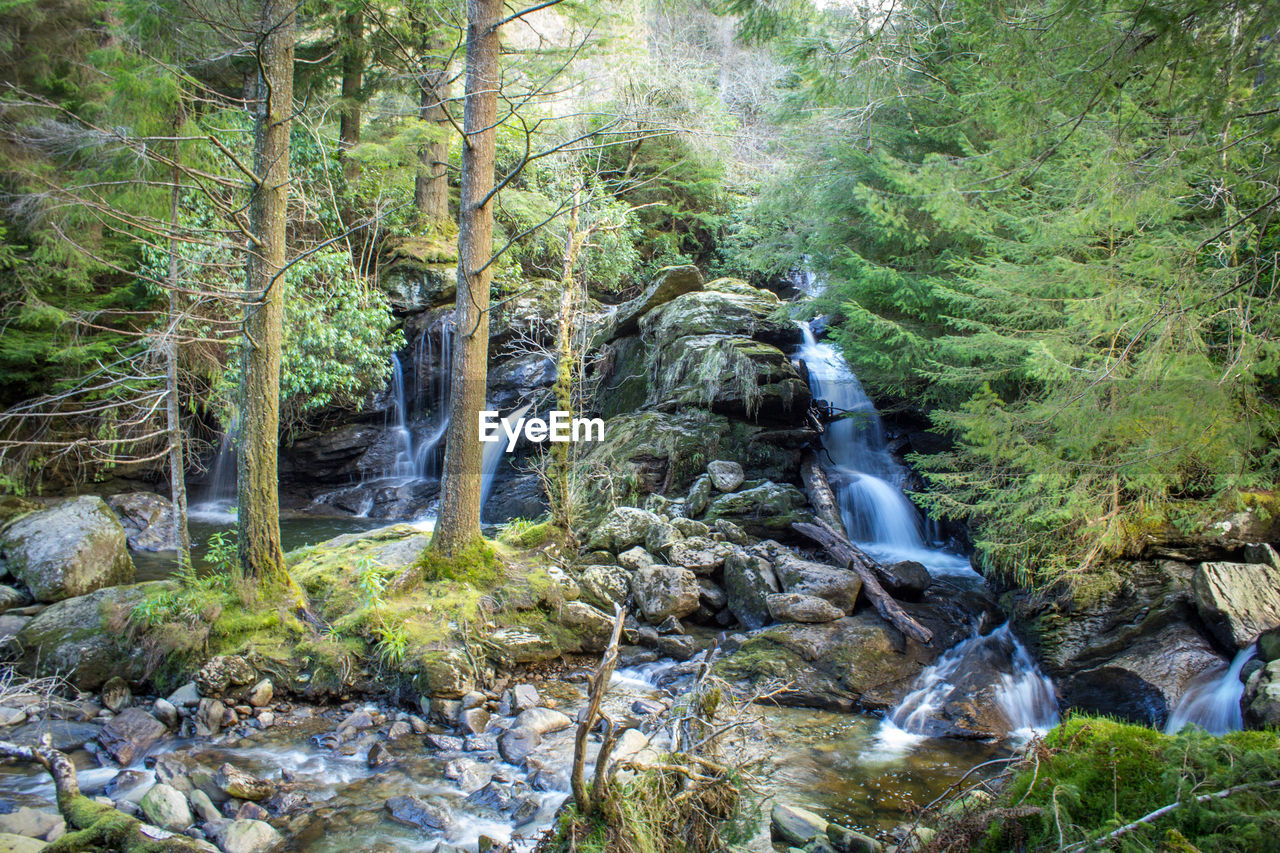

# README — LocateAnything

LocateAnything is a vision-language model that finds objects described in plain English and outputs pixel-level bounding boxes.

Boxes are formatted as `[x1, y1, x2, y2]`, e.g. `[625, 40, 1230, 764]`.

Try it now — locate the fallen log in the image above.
[792, 518, 934, 645]
[0, 739, 209, 852]
[799, 452, 845, 534]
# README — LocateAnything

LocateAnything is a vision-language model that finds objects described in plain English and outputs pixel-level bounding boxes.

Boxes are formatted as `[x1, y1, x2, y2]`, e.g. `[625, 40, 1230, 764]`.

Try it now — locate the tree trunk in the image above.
[799, 451, 845, 536]
[432, 0, 501, 558]
[549, 189, 581, 536]
[338, 7, 363, 177]
[166, 157, 191, 569]
[415, 31, 452, 223]
[239, 0, 293, 587]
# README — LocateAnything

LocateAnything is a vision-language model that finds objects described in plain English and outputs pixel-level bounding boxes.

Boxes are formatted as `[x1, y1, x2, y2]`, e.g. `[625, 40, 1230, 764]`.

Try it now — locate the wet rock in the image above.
[445, 758, 493, 791]
[0, 832, 49, 852]
[0, 807, 62, 840]
[638, 628, 700, 661]
[604, 264, 704, 341]
[657, 615, 685, 634]
[106, 492, 176, 552]
[15, 583, 152, 690]
[772, 803, 828, 846]
[0, 496, 134, 602]
[632, 565, 701, 623]
[427, 733, 464, 752]
[196, 698, 226, 737]
[367, 741, 392, 767]
[880, 560, 931, 598]
[724, 551, 779, 630]
[512, 684, 540, 712]
[667, 537, 731, 575]
[489, 627, 560, 665]
[99, 708, 167, 765]
[698, 579, 728, 611]
[167, 682, 200, 709]
[253, 711, 275, 729]
[0, 707, 25, 727]
[196, 655, 256, 701]
[706, 461, 745, 492]
[189, 789, 220, 824]
[152, 698, 179, 729]
[578, 565, 630, 610]
[235, 803, 269, 822]
[465, 732, 500, 754]
[1244, 659, 1280, 728]
[515, 707, 572, 736]
[140, 783, 192, 831]
[5, 719, 99, 752]
[408, 714, 429, 734]
[217, 819, 282, 853]
[616, 547, 655, 571]
[214, 764, 272, 801]
[650, 335, 810, 423]
[386, 720, 412, 740]
[498, 729, 540, 764]
[100, 676, 131, 713]
[385, 795, 453, 832]
[558, 601, 616, 651]
[339, 709, 375, 731]
[714, 518, 751, 545]
[459, 707, 490, 736]
[767, 593, 845, 623]
[587, 507, 663, 553]
[245, 679, 273, 708]
[106, 769, 151, 802]
[1192, 560, 1280, 647]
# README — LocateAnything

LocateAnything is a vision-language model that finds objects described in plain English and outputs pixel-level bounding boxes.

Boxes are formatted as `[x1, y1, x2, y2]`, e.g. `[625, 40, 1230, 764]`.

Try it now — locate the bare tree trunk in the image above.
[166, 157, 190, 569]
[800, 451, 844, 536]
[549, 189, 581, 537]
[338, 7, 363, 173]
[239, 0, 293, 587]
[415, 31, 452, 223]
[431, 0, 501, 558]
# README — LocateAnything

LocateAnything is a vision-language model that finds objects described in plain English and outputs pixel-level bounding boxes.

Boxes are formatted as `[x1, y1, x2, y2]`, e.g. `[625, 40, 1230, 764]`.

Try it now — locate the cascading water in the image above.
[871, 623, 1058, 753]
[190, 419, 238, 521]
[479, 402, 532, 512]
[414, 318, 453, 480]
[795, 320, 971, 576]
[1164, 645, 1257, 735]
[383, 354, 417, 482]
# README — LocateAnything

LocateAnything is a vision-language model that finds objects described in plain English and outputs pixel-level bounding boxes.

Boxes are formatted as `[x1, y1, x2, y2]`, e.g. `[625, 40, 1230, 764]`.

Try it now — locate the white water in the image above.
[795, 320, 973, 577]
[870, 623, 1058, 754]
[1164, 645, 1257, 735]
[479, 402, 533, 511]
[190, 419, 238, 521]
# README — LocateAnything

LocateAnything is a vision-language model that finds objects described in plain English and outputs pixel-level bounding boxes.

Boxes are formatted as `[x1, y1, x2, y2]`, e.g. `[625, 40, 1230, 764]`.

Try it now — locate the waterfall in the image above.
[190, 419, 238, 521]
[384, 354, 417, 482]
[479, 402, 532, 512]
[414, 318, 454, 480]
[795, 319, 971, 576]
[872, 624, 1058, 752]
[1164, 645, 1257, 735]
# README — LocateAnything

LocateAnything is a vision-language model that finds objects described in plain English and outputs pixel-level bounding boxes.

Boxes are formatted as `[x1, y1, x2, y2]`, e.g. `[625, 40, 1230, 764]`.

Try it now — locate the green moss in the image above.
[949, 715, 1280, 853]
[499, 518, 552, 549]
[412, 539, 504, 586]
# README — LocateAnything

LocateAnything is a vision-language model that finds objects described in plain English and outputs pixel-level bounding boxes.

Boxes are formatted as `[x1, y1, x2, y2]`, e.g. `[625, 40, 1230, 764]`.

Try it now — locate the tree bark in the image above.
[239, 0, 293, 586]
[166, 156, 191, 569]
[415, 30, 452, 223]
[799, 451, 845, 535]
[338, 6, 363, 179]
[549, 188, 581, 536]
[431, 0, 501, 557]
[792, 519, 934, 645]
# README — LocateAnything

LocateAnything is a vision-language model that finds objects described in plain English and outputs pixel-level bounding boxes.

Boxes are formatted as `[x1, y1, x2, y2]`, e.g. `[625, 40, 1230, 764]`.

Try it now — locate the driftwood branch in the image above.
[0, 739, 207, 852]
[570, 605, 627, 815]
[792, 519, 934, 645]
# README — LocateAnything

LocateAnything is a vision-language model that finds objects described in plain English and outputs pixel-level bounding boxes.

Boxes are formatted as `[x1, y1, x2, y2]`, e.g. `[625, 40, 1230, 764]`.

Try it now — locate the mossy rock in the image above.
[703, 481, 811, 536]
[640, 287, 800, 349]
[650, 335, 810, 424]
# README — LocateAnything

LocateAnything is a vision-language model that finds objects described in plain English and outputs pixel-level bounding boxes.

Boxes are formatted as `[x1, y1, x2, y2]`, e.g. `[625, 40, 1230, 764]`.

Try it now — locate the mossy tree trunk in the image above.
[432, 0, 501, 558]
[415, 29, 452, 224]
[549, 189, 582, 537]
[338, 4, 363, 175]
[238, 0, 293, 587]
[166, 153, 190, 570]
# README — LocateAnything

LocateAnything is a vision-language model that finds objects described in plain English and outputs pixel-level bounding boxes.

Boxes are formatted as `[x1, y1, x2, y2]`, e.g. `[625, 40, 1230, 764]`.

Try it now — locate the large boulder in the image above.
[106, 492, 175, 552]
[0, 496, 134, 601]
[704, 482, 810, 537]
[769, 548, 862, 613]
[1243, 659, 1280, 728]
[1010, 560, 1227, 726]
[724, 551, 779, 630]
[604, 264, 704, 342]
[99, 708, 168, 765]
[1191, 560, 1280, 648]
[639, 286, 800, 350]
[767, 593, 844, 623]
[632, 565, 701, 624]
[15, 583, 154, 690]
[649, 335, 810, 424]
[577, 564, 631, 610]
[379, 235, 458, 311]
[586, 507, 663, 553]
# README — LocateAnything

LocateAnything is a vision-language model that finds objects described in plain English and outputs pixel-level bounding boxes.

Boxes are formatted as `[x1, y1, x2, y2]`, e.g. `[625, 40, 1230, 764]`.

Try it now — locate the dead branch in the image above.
[569, 605, 627, 815]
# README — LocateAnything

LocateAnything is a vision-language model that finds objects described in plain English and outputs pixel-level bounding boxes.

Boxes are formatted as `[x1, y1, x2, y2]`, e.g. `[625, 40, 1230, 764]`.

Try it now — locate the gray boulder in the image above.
[99, 708, 168, 766]
[106, 492, 175, 552]
[578, 565, 630, 610]
[1192, 560, 1280, 647]
[16, 584, 154, 690]
[771, 550, 862, 613]
[604, 264, 704, 341]
[587, 507, 663, 553]
[1244, 659, 1280, 729]
[0, 496, 134, 601]
[666, 537, 731, 575]
[558, 601, 615, 652]
[705, 482, 810, 536]
[632, 565, 701, 623]
[771, 803, 828, 846]
[139, 782, 192, 830]
[706, 460, 745, 492]
[218, 819, 283, 853]
[724, 551, 779, 630]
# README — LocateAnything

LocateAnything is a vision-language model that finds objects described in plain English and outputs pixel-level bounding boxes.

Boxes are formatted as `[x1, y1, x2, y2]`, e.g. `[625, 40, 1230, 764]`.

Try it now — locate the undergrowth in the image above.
[927, 715, 1280, 853]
